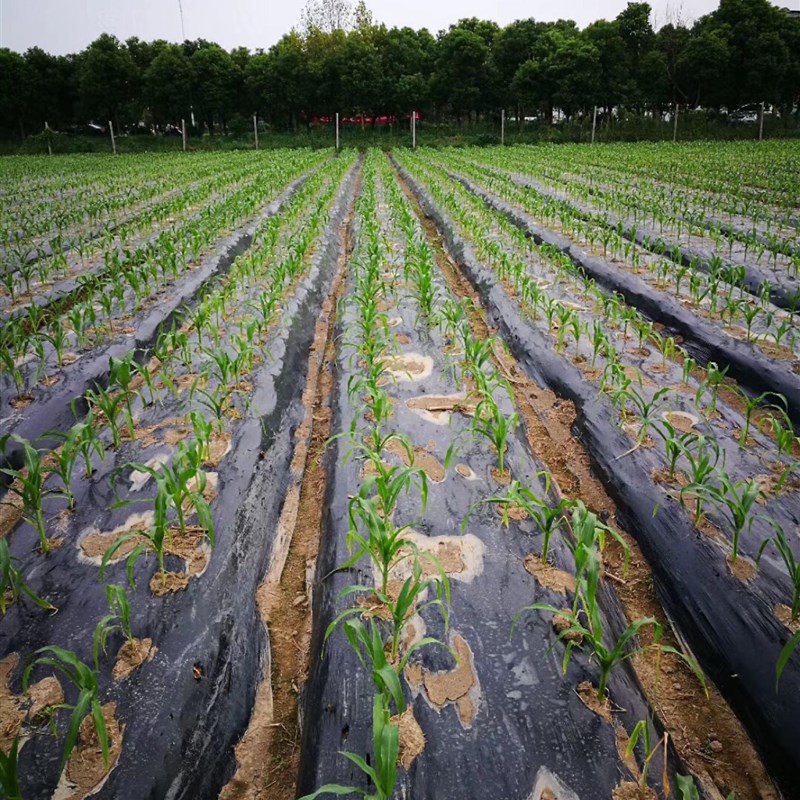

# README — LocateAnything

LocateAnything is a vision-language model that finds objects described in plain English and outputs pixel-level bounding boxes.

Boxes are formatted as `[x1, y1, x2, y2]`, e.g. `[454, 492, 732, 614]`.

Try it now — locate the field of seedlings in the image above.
[1, 141, 799, 800]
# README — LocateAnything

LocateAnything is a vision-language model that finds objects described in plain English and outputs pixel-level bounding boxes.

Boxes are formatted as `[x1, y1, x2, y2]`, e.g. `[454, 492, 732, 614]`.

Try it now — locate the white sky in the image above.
[1, 0, 797, 55]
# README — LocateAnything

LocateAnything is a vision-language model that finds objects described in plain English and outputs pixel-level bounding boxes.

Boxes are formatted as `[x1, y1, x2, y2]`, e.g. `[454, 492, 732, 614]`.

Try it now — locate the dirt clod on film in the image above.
[576, 681, 612, 723]
[54, 702, 123, 800]
[407, 632, 481, 728]
[524, 554, 576, 596]
[112, 638, 157, 681]
[391, 705, 426, 769]
[612, 782, 658, 800]
[392, 157, 780, 800]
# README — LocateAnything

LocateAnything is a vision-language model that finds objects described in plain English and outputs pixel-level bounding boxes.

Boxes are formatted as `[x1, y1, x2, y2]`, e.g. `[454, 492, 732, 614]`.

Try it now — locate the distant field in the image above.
[2, 141, 799, 800]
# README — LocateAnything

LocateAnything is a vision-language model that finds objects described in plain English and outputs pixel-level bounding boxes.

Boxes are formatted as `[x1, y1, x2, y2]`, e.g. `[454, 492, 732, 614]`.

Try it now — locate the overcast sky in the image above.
[1, 0, 798, 54]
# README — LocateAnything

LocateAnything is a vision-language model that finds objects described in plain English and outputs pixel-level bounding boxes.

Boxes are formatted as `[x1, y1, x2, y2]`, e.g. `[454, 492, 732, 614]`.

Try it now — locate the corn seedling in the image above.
[71, 411, 106, 478]
[105, 442, 214, 586]
[92, 584, 136, 670]
[473, 400, 518, 477]
[0, 346, 26, 399]
[85, 385, 126, 448]
[758, 522, 800, 622]
[298, 693, 399, 800]
[677, 437, 722, 524]
[684, 471, 763, 562]
[345, 488, 419, 598]
[740, 391, 787, 447]
[675, 774, 734, 800]
[467, 476, 574, 563]
[23, 646, 110, 773]
[190, 411, 214, 462]
[625, 719, 668, 796]
[0, 434, 53, 552]
[44, 423, 89, 510]
[0, 737, 23, 800]
[695, 362, 728, 418]
[0, 539, 53, 614]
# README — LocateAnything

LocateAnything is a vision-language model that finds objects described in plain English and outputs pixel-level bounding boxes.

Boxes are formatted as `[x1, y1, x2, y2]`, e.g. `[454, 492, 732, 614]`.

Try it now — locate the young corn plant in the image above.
[0, 539, 53, 614]
[684, 470, 763, 562]
[0, 435, 53, 552]
[0, 736, 23, 800]
[329, 552, 450, 671]
[758, 522, 800, 622]
[695, 362, 729, 418]
[0, 346, 27, 400]
[344, 487, 419, 599]
[466, 476, 574, 563]
[44, 422, 92, 511]
[568, 501, 630, 593]
[525, 497, 703, 701]
[23, 646, 110, 775]
[105, 442, 215, 587]
[625, 719, 668, 796]
[190, 385, 238, 432]
[525, 594, 664, 701]
[190, 411, 214, 463]
[739, 391, 787, 447]
[298, 692, 400, 800]
[85, 385, 126, 448]
[659, 423, 701, 480]
[93, 584, 136, 669]
[473, 399, 518, 478]
[677, 438, 723, 524]
[675, 774, 734, 800]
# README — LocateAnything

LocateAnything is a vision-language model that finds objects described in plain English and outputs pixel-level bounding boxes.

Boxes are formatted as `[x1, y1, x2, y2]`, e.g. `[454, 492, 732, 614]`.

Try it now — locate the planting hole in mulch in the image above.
[379, 352, 434, 382]
[406, 632, 481, 728]
[406, 392, 475, 424]
[524, 555, 575, 596]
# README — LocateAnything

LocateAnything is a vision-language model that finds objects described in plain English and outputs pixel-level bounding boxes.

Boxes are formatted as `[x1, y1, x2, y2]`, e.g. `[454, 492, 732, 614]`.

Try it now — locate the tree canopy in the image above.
[1, 0, 798, 137]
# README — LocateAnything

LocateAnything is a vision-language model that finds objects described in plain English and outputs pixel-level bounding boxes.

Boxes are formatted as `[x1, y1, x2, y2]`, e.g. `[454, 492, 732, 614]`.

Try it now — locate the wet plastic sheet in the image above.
[298, 180, 682, 800]
[2, 166, 357, 799]
[500, 169, 800, 312]
[447, 170, 800, 428]
[0, 173, 311, 476]
[398, 163, 800, 798]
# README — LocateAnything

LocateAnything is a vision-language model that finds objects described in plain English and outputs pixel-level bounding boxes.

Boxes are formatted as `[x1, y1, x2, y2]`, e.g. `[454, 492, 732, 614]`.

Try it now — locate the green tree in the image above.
[190, 43, 236, 133]
[339, 32, 383, 117]
[76, 34, 137, 128]
[23, 48, 76, 131]
[381, 27, 434, 117]
[433, 27, 490, 122]
[145, 45, 192, 126]
[492, 19, 543, 113]
[0, 49, 28, 138]
[585, 20, 629, 112]
[616, 2, 657, 109]
[248, 33, 310, 128]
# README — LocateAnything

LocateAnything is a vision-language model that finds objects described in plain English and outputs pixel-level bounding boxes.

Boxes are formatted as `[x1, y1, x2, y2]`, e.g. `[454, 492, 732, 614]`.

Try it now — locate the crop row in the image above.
[0, 150, 327, 408]
[0, 151, 357, 797]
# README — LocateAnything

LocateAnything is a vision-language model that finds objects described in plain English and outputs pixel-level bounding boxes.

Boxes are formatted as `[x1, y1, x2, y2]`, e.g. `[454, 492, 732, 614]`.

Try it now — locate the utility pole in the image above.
[181, 118, 187, 152]
[177, 1, 196, 128]
[759, 102, 765, 142]
[591, 106, 598, 144]
[672, 104, 679, 143]
[44, 121, 52, 156]
[335, 113, 339, 150]
[412, 111, 416, 149]
[109, 120, 117, 155]
[501, 109, 505, 145]
[253, 113, 259, 150]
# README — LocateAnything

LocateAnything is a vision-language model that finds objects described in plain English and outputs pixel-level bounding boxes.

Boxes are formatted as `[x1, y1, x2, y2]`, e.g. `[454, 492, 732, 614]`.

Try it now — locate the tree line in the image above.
[0, 0, 798, 140]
